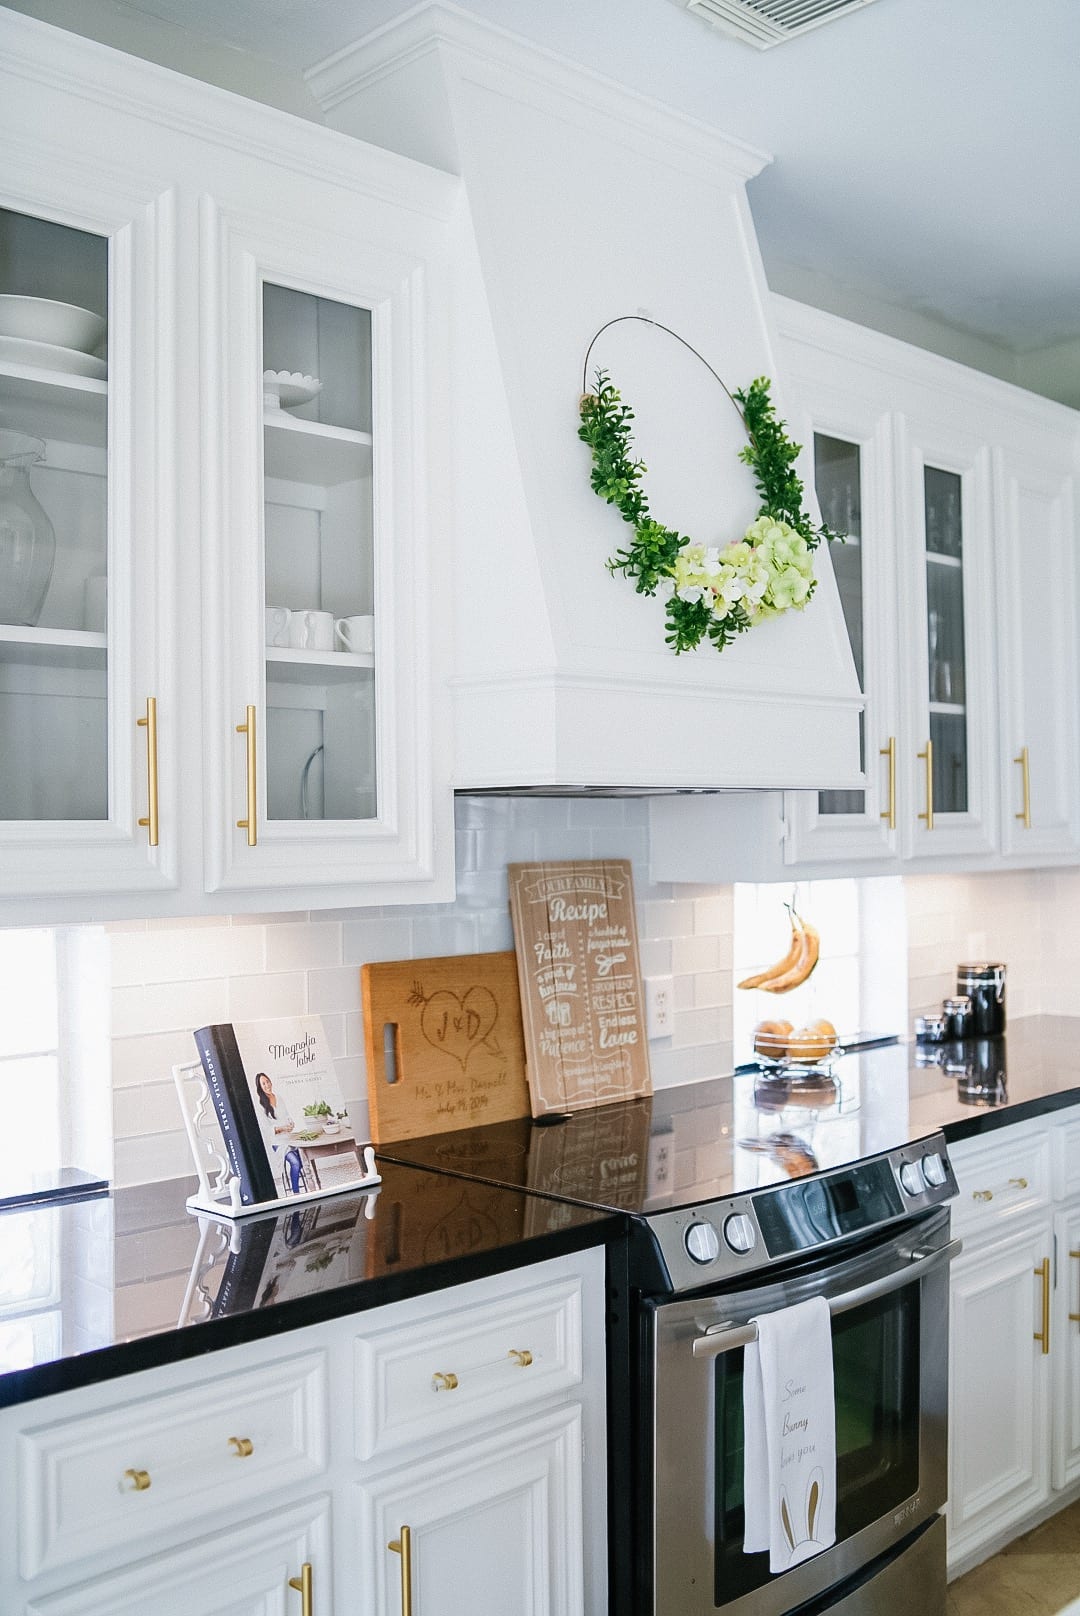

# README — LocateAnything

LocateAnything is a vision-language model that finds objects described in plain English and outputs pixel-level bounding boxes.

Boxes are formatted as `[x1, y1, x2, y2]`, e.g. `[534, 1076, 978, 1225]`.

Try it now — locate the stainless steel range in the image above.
[378, 1044, 960, 1616]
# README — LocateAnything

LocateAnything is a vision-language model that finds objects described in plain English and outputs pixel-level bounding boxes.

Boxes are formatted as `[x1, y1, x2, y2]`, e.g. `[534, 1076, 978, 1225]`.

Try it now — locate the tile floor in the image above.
[948, 1498, 1080, 1615]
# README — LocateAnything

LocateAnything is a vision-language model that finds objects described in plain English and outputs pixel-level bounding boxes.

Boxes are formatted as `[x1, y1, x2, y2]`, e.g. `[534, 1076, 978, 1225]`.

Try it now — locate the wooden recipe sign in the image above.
[508, 859, 651, 1115]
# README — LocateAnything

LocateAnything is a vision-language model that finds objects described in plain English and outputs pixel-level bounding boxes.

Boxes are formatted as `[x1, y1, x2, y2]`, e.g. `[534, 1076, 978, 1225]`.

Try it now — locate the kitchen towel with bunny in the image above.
[743, 1295, 837, 1572]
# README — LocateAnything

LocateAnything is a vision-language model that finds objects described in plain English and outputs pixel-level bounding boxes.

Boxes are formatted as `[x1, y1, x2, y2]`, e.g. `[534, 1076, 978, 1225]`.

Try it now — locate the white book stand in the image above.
[173, 1060, 381, 1219]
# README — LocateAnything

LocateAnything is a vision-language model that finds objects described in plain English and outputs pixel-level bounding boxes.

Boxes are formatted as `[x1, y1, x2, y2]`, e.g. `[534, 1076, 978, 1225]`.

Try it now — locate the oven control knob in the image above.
[684, 1220, 721, 1265]
[723, 1213, 758, 1256]
[922, 1151, 948, 1187]
[899, 1160, 926, 1197]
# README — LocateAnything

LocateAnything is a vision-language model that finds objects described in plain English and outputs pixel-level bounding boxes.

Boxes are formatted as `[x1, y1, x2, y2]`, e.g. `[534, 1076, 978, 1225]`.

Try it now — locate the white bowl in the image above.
[0, 296, 106, 354]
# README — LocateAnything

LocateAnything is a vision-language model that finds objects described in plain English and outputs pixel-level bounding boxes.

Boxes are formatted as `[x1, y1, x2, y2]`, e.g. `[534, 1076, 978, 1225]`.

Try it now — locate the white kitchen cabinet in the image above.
[778, 302, 1077, 874]
[0, 9, 456, 921]
[21, 1497, 331, 1616]
[0, 133, 178, 903]
[944, 1113, 1080, 1576]
[947, 1220, 1052, 1566]
[0, 1247, 606, 1616]
[356, 1406, 583, 1616]
[993, 448, 1080, 861]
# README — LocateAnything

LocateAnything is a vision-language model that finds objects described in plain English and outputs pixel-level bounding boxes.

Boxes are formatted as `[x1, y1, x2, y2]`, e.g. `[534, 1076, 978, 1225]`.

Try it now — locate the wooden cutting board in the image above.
[361, 951, 530, 1142]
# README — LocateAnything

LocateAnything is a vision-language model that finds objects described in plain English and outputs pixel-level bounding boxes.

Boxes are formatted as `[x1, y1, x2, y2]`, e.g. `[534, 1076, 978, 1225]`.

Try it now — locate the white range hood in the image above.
[308, 3, 862, 792]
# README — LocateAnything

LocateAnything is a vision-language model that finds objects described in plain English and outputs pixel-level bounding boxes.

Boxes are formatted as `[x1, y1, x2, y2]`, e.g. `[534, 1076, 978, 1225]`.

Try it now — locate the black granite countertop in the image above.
[5, 1016, 1077, 1412]
[0, 1158, 621, 1410]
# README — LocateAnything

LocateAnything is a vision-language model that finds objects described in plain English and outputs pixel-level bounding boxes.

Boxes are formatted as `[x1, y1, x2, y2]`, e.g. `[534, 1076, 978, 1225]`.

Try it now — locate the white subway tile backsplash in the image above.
[228, 970, 307, 1020]
[112, 1029, 202, 1089]
[305, 965, 363, 1015]
[341, 918, 414, 964]
[265, 921, 342, 972]
[111, 924, 265, 987]
[112, 978, 229, 1039]
[103, 796, 1078, 1191]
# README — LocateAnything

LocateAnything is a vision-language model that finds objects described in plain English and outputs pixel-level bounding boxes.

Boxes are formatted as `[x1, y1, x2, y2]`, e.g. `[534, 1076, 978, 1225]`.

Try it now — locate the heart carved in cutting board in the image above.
[409, 981, 502, 1071]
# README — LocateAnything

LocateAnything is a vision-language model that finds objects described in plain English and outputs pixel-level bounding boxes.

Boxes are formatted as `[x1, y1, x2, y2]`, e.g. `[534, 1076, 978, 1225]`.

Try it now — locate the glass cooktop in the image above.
[377, 1038, 930, 1219]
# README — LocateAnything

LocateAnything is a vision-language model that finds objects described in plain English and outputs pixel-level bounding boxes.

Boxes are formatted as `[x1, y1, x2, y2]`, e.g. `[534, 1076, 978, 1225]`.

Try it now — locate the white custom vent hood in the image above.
[308, 3, 862, 793]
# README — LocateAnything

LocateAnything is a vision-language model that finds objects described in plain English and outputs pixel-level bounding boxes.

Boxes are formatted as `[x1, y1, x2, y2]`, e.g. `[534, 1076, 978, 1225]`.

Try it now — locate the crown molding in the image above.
[0, 4, 459, 222]
[306, 0, 771, 188]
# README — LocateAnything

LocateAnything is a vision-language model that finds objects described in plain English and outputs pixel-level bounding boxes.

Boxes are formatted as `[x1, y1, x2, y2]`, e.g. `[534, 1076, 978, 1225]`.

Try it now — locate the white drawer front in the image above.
[354, 1275, 582, 1460]
[1053, 1108, 1080, 1202]
[25, 1494, 332, 1616]
[17, 1351, 328, 1579]
[948, 1125, 1051, 1237]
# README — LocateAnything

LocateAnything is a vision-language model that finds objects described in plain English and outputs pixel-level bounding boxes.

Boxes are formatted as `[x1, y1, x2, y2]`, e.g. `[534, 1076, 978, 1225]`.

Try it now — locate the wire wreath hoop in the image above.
[577, 315, 839, 654]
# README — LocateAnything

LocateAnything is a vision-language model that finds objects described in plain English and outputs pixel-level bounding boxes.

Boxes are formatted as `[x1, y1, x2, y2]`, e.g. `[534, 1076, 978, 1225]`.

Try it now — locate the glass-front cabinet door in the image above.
[902, 420, 995, 861]
[0, 164, 176, 905]
[204, 197, 448, 898]
[782, 387, 899, 866]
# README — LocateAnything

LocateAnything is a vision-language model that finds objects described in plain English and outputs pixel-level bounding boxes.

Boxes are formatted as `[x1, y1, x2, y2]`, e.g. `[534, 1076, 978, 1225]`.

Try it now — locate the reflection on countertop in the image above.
[0, 1159, 619, 1409]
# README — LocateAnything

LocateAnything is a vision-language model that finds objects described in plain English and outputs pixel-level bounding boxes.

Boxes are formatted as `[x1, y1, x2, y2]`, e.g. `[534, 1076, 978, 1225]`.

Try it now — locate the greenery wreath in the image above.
[577, 316, 840, 654]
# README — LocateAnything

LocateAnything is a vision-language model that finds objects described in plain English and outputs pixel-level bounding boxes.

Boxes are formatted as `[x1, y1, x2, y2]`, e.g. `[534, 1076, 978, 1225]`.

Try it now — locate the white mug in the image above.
[288, 609, 335, 651]
[335, 614, 374, 654]
[83, 573, 107, 632]
[265, 605, 291, 647]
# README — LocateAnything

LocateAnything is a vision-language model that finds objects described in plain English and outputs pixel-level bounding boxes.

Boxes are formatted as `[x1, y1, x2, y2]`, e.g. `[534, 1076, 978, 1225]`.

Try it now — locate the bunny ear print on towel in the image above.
[779, 1484, 798, 1556]
[806, 1465, 824, 1544]
[779, 1466, 828, 1563]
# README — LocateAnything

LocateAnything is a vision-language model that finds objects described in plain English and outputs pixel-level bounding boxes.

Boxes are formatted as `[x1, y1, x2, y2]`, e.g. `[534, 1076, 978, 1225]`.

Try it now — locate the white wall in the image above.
[99, 800, 1080, 1188]
[107, 796, 736, 1188]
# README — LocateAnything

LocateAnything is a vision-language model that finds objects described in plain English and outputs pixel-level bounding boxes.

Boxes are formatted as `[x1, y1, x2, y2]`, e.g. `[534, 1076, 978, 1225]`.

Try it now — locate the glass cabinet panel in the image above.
[924, 465, 967, 815]
[814, 433, 865, 816]
[0, 206, 109, 821]
[261, 282, 376, 823]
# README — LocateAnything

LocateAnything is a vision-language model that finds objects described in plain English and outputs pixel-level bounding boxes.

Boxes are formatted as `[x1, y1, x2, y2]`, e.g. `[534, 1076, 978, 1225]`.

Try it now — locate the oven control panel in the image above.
[640, 1133, 958, 1294]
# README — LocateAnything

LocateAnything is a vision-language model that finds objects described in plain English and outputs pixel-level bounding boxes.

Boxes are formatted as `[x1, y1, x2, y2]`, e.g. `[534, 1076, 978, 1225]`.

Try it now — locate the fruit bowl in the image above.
[753, 1018, 838, 1067]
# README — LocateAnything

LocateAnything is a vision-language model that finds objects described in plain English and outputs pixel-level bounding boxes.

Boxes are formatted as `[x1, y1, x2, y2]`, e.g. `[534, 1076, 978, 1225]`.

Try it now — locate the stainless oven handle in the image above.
[691, 1237, 962, 1360]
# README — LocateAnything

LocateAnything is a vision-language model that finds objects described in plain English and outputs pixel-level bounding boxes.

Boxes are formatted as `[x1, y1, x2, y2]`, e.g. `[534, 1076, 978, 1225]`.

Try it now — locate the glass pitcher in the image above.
[0, 430, 56, 626]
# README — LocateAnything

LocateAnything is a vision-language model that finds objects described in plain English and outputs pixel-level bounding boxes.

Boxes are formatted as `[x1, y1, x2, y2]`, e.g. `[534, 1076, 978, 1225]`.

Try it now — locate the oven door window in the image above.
[713, 1287, 920, 1604]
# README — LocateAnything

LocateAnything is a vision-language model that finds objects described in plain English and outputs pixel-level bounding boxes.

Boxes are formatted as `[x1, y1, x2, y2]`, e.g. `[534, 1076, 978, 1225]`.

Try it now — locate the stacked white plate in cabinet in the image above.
[0, 295, 107, 377]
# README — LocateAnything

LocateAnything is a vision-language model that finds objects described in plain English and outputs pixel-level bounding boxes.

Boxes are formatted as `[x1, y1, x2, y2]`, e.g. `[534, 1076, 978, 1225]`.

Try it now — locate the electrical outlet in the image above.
[644, 975, 674, 1039]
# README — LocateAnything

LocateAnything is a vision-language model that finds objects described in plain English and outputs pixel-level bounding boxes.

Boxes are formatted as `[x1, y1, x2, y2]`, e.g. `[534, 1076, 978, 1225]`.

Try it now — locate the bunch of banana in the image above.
[738, 906, 820, 993]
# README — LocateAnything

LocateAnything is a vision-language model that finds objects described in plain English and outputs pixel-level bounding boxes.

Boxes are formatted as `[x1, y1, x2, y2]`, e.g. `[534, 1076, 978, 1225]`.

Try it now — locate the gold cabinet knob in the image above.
[508, 1348, 533, 1368]
[972, 1189, 993, 1202]
[121, 1468, 151, 1492]
[228, 1435, 254, 1457]
[432, 1371, 458, 1392]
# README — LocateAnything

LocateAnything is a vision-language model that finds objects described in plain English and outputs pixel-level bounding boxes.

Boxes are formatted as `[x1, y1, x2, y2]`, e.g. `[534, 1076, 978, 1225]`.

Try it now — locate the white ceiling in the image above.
[10, 0, 1079, 401]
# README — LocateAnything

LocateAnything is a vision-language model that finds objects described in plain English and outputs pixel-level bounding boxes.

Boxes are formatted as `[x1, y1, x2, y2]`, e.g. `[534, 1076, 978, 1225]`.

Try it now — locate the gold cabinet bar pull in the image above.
[288, 1562, 313, 1616]
[879, 736, 897, 829]
[236, 704, 257, 846]
[508, 1348, 533, 1368]
[228, 1435, 254, 1457]
[388, 1524, 413, 1616]
[136, 696, 160, 846]
[917, 739, 934, 830]
[431, 1371, 458, 1392]
[1070, 1250, 1080, 1327]
[1014, 746, 1032, 828]
[1035, 1256, 1051, 1355]
[121, 1468, 151, 1492]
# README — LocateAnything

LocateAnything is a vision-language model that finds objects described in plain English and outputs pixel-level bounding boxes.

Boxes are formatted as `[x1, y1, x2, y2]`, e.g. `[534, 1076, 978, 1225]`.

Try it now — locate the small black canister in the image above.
[942, 995, 973, 1040]
[956, 962, 1006, 1037]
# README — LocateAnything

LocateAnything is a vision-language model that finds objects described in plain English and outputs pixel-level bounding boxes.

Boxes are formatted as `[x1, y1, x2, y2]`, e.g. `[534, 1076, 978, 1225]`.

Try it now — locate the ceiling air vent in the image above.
[681, 0, 879, 49]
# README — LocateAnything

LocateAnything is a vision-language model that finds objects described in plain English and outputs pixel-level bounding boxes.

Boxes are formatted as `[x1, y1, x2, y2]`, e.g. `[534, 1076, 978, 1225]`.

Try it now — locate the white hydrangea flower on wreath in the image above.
[577, 316, 842, 654]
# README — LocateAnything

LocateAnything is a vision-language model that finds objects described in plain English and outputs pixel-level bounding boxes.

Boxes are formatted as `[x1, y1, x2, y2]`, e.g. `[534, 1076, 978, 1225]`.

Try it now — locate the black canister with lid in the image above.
[956, 962, 1006, 1037]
